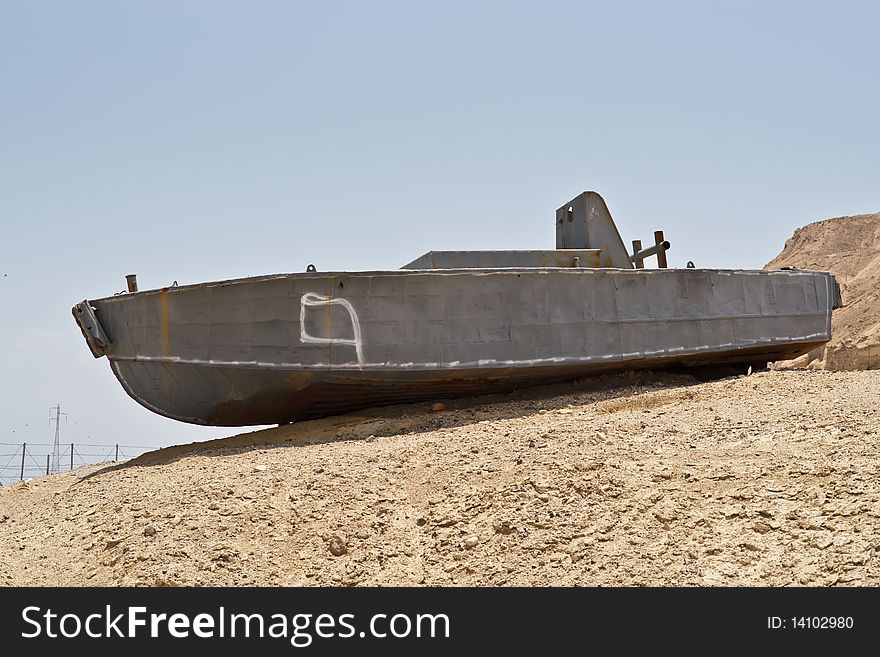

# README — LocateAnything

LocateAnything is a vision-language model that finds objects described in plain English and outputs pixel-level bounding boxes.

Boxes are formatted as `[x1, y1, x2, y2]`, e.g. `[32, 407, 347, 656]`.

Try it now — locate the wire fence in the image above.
[0, 442, 154, 485]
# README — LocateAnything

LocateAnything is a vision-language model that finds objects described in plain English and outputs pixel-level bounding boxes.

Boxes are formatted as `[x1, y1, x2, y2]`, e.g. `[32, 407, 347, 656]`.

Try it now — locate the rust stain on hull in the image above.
[159, 289, 171, 397]
[159, 289, 171, 357]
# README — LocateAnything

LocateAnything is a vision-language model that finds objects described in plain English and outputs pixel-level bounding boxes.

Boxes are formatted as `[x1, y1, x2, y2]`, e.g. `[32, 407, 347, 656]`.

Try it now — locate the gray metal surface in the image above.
[72, 301, 110, 358]
[556, 192, 633, 267]
[402, 249, 603, 269]
[75, 267, 836, 426]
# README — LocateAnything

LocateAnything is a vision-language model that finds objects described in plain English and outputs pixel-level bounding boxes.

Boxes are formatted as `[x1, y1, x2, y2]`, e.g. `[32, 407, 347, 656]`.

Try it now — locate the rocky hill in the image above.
[766, 213, 880, 370]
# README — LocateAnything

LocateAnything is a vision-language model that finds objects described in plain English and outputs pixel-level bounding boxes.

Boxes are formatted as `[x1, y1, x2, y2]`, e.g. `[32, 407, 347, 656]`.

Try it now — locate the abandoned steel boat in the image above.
[73, 191, 841, 426]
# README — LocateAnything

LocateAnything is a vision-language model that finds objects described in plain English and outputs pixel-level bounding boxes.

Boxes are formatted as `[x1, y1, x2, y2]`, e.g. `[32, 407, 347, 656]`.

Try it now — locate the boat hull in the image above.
[79, 267, 837, 425]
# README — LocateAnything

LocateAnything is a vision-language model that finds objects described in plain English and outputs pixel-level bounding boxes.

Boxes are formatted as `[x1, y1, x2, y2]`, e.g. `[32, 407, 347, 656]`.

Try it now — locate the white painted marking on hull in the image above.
[111, 331, 829, 372]
[299, 292, 365, 365]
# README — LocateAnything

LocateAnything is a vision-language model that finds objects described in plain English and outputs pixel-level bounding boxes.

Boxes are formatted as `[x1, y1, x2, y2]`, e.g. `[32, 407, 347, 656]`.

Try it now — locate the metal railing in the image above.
[0, 442, 153, 485]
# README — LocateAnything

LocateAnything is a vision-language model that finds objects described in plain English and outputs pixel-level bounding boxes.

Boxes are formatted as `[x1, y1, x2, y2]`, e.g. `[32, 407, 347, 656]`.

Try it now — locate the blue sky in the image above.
[1, 0, 878, 456]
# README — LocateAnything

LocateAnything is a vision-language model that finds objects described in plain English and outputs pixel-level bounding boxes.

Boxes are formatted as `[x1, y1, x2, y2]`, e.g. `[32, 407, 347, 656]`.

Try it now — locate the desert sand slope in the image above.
[2, 370, 879, 587]
[766, 213, 880, 369]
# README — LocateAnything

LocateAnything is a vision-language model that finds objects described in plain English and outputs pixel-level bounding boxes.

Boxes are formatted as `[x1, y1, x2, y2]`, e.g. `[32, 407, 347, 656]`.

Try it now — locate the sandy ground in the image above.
[1, 369, 878, 587]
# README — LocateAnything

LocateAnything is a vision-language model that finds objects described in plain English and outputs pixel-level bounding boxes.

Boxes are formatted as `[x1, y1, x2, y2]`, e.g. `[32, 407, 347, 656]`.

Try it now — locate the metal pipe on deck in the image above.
[655, 231, 668, 268]
[632, 240, 644, 269]
[630, 239, 670, 267]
